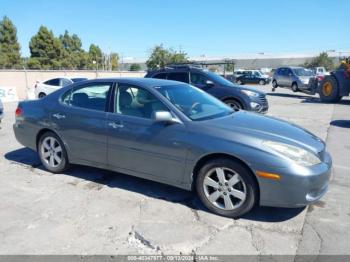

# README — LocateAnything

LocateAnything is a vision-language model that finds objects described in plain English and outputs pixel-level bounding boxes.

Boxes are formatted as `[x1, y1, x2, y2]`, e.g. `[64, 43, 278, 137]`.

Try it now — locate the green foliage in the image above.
[88, 44, 103, 69]
[146, 44, 188, 70]
[110, 52, 119, 70]
[59, 30, 86, 69]
[303, 52, 335, 71]
[29, 26, 63, 69]
[224, 59, 235, 73]
[129, 63, 141, 71]
[0, 16, 21, 69]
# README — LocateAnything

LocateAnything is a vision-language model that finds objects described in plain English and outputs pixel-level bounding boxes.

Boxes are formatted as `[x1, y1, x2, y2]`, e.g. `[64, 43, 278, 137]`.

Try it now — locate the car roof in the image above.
[79, 77, 184, 88]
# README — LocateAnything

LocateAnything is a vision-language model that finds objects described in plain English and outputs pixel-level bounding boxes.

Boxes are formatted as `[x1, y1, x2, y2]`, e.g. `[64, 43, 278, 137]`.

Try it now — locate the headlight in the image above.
[263, 141, 321, 167]
[241, 90, 259, 97]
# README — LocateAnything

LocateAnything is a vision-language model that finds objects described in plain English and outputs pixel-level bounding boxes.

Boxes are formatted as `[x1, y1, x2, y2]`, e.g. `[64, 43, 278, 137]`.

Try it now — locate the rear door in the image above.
[167, 72, 190, 84]
[277, 68, 287, 86]
[51, 81, 113, 166]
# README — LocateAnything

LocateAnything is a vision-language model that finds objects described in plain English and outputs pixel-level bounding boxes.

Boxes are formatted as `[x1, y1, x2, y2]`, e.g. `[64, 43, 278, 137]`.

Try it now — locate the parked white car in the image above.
[34, 77, 87, 98]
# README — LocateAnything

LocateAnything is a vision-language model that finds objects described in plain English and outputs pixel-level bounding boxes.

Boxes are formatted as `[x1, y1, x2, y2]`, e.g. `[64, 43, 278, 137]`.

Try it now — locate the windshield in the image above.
[205, 71, 236, 86]
[292, 68, 314, 76]
[156, 84, 233, 121]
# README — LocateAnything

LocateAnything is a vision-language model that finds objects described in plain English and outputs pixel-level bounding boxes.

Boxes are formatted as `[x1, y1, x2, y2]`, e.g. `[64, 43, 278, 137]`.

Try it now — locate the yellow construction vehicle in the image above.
[317, 57, 350, 102]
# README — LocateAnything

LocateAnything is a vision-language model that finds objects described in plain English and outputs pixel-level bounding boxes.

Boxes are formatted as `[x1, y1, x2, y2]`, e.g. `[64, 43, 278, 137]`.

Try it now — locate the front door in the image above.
[51, 82, 112, 166]
[107, 83, 188, 183]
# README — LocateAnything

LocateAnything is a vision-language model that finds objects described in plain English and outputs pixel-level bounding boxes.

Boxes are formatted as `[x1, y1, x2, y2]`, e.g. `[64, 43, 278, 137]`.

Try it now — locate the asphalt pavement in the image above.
[0, 84, 349, 258]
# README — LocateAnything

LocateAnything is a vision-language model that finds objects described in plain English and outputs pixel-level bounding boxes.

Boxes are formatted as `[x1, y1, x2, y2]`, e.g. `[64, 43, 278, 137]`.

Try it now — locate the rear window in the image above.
[44, 78, 60, 86]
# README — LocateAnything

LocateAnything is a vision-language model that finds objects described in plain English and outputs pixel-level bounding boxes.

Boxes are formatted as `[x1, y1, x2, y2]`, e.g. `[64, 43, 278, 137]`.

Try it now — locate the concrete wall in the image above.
[0, 70, 146, 99]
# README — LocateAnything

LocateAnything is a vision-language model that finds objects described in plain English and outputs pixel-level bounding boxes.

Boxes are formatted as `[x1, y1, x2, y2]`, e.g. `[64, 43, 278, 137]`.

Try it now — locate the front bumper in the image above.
[256, 151, 332, 208]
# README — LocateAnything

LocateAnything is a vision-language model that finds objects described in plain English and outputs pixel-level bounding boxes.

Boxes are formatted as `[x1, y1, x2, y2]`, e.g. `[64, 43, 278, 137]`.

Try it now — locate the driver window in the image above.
[115, 84, 169, 119]
[190, 73, 208, 85]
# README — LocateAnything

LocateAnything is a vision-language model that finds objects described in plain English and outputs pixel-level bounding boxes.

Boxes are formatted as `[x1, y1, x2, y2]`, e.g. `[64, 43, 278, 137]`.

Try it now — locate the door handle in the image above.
[108, 122, 124, 129]
[53, 113, 66, 119]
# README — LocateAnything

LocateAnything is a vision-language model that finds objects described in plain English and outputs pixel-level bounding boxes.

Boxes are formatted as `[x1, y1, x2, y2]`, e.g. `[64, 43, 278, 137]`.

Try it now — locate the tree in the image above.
[224, 59, 235, 73]
[59, 30, 86, 69]
[88, 44, 102, 69]
[146, 44, 188, 70]
[28, 26, 63, 69]
[0, 16, 21, 69]
[303, 52, 334, 71]
[110, 52, 119, 70]
[129, 63, 141, 71]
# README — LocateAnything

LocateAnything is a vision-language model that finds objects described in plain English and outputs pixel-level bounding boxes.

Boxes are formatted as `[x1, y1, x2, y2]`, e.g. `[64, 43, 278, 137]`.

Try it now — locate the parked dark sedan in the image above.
[235, 72, 271, 85]
[13, 78, 331, 217]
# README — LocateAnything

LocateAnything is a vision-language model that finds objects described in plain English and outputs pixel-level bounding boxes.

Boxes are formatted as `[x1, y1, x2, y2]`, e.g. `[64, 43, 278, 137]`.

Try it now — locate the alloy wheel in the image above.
[203, 167, 247, 210]
[40, 136, 62, 168]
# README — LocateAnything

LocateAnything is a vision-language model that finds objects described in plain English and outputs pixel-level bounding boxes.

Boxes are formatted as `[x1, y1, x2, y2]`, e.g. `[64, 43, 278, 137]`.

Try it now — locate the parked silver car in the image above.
[13, 78, 332, 217]
[272, 67, 315, 92]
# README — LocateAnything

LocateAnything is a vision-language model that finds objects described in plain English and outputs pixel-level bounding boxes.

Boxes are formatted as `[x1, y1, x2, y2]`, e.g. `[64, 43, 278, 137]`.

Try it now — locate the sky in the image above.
[1, 0, 349, 60]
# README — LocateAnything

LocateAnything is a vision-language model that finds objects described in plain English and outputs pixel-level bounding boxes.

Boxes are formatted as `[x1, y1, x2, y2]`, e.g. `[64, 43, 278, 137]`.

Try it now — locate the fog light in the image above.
[250, 102, 261, 109]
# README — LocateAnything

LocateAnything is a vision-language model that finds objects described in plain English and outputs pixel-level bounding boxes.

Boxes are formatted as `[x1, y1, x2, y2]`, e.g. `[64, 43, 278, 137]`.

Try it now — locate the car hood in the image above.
[299, 76, 314, 81]
[204, 111, 324, 154]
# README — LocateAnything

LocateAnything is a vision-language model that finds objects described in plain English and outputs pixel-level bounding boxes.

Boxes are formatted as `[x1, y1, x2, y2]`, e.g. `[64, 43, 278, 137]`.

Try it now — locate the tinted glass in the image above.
[167, 72, 189, 83]
[44, 78, 60, 86]
[292, 68, 313, 76]
[153, 73, 167, 79]
[190, 73, 208, 85]
[115, 84, 168, 119]
[157, 84, 233, 121]
[64, 83, 111, 112]
[205, 71, 235, 86]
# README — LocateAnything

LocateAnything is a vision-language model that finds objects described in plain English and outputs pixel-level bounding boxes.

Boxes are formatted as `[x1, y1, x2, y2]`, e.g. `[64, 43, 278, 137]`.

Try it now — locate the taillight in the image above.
[15, 107, 22, 117]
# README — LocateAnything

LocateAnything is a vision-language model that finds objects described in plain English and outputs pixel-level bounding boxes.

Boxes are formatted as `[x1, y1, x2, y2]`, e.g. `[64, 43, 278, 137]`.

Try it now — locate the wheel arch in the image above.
[222, 96, 245, 109]
[191, 153, 260, 201]
[36, 128, 69, 156]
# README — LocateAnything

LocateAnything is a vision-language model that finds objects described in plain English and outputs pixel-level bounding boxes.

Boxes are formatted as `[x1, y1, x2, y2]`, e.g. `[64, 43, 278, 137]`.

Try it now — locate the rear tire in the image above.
[319, 76, 341, 103]
[38, 93, 46, 99]
[195, 158, 258, 218]
[272, 80, 278, 88]
[38, 131, 70, 173]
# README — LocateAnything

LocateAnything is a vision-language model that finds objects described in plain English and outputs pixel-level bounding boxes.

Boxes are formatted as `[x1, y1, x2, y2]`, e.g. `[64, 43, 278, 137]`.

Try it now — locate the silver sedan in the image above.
[13, 78, 332, 217]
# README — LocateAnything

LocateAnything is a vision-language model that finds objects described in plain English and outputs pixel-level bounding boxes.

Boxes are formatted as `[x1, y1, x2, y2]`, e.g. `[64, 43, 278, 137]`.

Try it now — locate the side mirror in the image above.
[154, 111, 181, 124]
[205, 80, 214, 86]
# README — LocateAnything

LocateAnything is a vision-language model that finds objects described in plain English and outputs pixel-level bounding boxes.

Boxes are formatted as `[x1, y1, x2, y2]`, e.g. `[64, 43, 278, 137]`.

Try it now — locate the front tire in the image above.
[319, 76, 341, 103]
[236, 80, 243, 85]
[38, 131, 70, 173]
[291, 82, 299, 92]
[224, 99, 243, 111]
[196, 158, 258, 218]
[259, 80, 266, 85]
